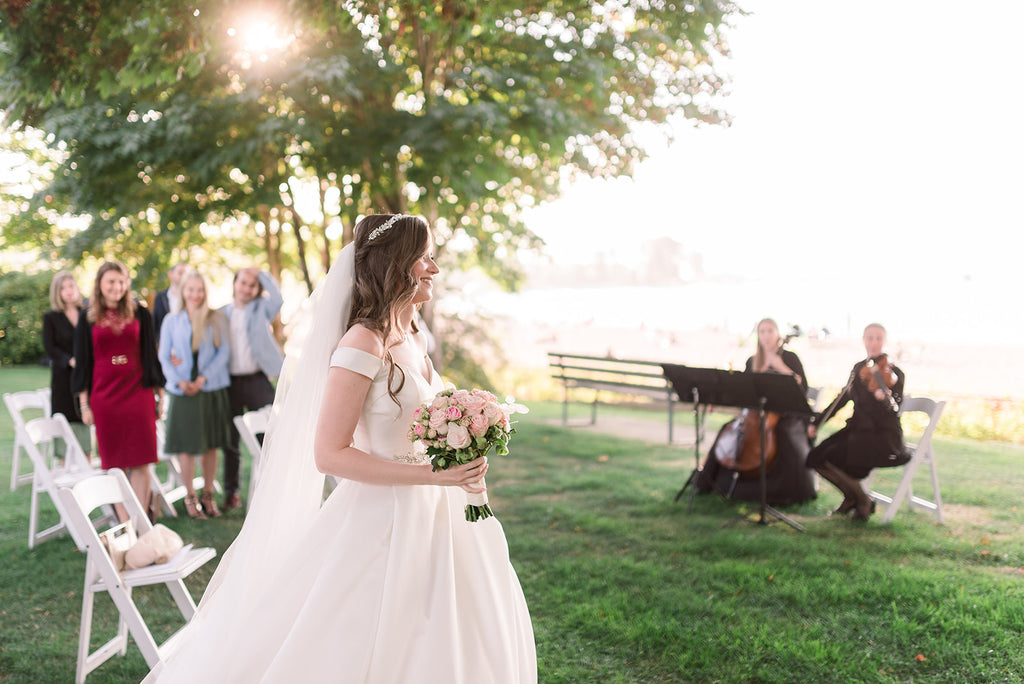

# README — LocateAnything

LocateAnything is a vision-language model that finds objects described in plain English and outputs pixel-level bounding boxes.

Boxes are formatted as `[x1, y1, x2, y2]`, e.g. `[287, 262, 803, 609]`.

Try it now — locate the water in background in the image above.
[472, 273, 1020, 348]
[450, 273, 1023, 400]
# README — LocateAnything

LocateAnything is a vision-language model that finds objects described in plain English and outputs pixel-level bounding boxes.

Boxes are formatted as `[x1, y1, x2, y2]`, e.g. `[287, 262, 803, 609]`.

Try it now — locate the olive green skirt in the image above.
[164, 388, 232, 455]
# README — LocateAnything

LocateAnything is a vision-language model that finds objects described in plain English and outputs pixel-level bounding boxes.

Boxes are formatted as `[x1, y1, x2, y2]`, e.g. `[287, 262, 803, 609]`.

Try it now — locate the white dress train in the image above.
[147, 347, 536, 682]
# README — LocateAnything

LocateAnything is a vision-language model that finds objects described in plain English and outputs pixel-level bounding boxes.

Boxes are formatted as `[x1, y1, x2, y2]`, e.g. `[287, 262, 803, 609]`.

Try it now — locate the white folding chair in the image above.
[58, 468, 216, 683]
[865, 396, 945, 524]
[149, 419, 222, 517]
[5, 389, 51, 491]
[234, 404, 272, 510]
[23, 414, 110, 549]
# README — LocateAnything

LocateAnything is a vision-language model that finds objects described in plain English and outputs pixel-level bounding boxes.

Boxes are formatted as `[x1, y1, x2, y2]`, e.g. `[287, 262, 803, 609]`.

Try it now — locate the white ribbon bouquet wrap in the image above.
[409, 386, 528, 522]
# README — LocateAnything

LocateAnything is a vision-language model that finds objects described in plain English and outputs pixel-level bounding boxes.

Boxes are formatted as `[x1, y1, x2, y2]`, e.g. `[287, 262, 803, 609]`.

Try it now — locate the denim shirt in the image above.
[158, 311, 232, 395]
[219, 271, 284, 379]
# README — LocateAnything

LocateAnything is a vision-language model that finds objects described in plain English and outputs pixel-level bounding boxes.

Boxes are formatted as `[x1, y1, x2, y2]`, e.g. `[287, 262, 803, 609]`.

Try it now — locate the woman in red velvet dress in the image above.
[72, 261, 166, 515]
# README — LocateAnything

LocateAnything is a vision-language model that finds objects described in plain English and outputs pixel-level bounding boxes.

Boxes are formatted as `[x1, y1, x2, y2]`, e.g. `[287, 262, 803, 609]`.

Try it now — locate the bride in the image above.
[146, 215, 536, 682]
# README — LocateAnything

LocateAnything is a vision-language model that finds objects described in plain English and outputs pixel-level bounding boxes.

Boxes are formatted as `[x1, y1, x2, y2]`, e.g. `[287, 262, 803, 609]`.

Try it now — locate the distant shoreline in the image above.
[492, 319, 1024, 402]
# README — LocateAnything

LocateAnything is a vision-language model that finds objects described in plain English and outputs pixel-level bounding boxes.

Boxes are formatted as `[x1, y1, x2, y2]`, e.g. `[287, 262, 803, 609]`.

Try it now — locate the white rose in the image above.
[446, 423, 472, 450]
[482, 401, 504, 426]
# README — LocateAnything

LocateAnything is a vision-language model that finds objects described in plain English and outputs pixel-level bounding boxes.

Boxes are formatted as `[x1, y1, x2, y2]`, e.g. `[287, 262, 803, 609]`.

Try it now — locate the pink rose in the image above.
[460, 394, 487, 414]
[446, 423, 472, 450]
[474, 390, 498, 403]
[482, 401, 504, 426]
[428, 410, 449, 435]
[413, 424, 426, 438]
[469, 414, 489, 437]
[445, 405, 462, 420]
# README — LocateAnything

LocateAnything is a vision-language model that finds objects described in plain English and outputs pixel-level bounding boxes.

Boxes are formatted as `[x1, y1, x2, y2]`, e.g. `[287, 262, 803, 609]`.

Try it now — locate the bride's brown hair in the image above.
[348, 214, 430, 404]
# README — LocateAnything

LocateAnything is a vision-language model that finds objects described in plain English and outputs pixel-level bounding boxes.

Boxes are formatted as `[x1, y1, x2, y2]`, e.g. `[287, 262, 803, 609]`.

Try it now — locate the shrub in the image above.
[0, 270, 53, 365]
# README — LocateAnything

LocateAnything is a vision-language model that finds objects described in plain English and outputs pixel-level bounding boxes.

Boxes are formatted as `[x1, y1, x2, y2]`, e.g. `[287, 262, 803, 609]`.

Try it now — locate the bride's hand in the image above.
[435, 456, 488, 491]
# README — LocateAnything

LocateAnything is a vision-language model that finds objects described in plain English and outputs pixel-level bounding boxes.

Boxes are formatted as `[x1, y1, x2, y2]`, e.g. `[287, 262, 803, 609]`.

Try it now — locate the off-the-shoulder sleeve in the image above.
[329, 347, 383, 379]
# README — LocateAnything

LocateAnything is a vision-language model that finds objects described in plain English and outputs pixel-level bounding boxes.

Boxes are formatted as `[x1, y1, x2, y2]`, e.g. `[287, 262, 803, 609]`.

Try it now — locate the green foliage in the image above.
[434, 309, 506, 393]
[0, 0, 741, 293]
[0, 270, 53, 365]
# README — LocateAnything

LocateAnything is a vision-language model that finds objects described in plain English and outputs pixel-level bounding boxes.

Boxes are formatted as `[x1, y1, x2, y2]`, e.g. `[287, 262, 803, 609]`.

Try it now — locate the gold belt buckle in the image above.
[111, 355, 128, 365]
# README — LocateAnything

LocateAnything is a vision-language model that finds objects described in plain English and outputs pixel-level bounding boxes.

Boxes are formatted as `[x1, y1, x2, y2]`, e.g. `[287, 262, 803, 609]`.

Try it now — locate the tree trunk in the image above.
[287, 208, 314, 294]
[257, 202, 285, 344]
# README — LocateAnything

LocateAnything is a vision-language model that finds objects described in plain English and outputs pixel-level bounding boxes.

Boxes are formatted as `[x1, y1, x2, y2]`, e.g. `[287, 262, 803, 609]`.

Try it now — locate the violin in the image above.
[859, 354, 899, 412]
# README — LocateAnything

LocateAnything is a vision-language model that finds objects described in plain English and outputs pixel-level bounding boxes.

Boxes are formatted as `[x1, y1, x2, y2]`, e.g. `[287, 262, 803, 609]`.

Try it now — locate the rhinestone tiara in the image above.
[367, 214, 408, 242]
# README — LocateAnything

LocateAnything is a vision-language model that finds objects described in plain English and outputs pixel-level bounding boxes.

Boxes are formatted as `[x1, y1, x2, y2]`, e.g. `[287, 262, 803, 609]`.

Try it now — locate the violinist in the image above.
[807, 323, 909, 521]
[697, 318, 817, 506]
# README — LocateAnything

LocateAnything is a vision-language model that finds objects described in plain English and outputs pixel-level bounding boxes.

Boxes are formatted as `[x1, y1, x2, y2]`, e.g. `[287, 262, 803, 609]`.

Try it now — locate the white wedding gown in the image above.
[148, 347, 536, 682]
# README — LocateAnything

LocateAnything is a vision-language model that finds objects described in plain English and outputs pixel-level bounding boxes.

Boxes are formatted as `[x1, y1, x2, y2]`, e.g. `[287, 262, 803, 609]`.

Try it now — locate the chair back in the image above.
[22, 414, 104, 549]
[25, 414, 92, 472]
[234, 405, 271, 459]
[4, 389, 52, 490]
[235, 404, 272, 509]
[4, 389, 50, 420]
[866, 394, 946, 523]
[59, 468, 217, 682]
[62, 468, 152, 538]
[900, 396, 945, 446]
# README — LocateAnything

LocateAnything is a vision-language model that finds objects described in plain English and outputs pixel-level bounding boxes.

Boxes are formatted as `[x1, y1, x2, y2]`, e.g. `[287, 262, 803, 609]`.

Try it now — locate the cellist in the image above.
[697, 318, 817, 506]
[807, 323, 910, 521]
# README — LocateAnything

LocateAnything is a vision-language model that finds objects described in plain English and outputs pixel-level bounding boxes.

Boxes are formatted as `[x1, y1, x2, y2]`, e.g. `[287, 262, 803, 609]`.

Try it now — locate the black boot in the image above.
[815, 463, 868, 519]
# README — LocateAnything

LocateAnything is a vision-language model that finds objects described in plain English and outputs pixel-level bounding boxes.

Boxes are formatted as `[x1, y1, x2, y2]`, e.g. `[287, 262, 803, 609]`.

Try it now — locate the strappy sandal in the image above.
[184, 494, 207, 519]
[200, 491, 222, 518]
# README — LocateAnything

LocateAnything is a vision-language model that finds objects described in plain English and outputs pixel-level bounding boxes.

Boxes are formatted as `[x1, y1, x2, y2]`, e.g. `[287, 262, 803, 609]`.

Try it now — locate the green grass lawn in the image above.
[2, 366, 1023, 683]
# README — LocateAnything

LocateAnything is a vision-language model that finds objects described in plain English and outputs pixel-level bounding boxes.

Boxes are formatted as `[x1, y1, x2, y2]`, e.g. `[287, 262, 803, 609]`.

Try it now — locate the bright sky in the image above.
[523, 1, 1024, 345]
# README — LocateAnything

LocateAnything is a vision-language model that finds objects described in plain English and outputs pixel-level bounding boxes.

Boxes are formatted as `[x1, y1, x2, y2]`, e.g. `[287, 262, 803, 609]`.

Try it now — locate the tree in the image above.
[0, 0, 739, 297]
[0, 270, 53, 365]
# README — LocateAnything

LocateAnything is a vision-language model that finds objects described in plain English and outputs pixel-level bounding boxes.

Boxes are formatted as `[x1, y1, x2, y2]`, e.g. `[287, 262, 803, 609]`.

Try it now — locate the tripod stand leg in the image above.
[755, 402, 805, 532]
[675, 392, 704, 511]
[671, 471, 696, 501]
[761, 504, 805, 531]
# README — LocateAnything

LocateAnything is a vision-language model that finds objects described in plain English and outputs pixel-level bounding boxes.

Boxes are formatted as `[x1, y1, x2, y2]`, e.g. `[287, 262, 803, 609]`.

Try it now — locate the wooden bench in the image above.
[547, 352, 681, 443]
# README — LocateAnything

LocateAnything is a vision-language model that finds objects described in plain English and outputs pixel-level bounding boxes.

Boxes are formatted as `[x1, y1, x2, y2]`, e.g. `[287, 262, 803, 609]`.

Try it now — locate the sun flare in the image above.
[227, 12, 293, 60]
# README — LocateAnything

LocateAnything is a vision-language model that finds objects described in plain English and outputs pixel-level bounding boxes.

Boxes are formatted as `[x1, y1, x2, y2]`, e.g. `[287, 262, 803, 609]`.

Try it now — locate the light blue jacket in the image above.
[219, 271, 284, 378]
[158, 310, 232, 395]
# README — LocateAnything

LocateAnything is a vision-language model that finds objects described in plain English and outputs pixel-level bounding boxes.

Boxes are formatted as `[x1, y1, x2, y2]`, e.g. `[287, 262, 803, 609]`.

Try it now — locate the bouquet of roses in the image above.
[409, 386, 528, 522]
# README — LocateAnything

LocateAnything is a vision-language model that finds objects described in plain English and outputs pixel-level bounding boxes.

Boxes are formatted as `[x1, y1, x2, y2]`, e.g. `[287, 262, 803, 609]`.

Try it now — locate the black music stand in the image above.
[745, 372, 812, 531]
[662, 365, 811, 531]
[660, 365, 757, 511]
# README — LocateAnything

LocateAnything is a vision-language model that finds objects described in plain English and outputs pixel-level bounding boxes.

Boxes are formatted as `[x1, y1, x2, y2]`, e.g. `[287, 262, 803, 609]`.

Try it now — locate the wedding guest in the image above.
[152, 261, 189, 338]
[145, 214, 535, 682]
[159, 270, 232, 519]
[219, 266, 283, 510]
[42, 271, 91, 456]
[72, 261, 165, 518]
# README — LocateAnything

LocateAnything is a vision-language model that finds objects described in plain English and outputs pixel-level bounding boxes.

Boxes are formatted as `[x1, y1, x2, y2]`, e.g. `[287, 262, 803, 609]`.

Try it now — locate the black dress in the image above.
[42, 309, 83, 422]
[806, 356, 908, 479]
[696, 350, 817, 506]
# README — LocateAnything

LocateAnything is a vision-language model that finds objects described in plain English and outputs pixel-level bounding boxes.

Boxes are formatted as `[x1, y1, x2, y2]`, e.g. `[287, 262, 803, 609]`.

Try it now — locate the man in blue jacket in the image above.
[220, 267, 284, 510]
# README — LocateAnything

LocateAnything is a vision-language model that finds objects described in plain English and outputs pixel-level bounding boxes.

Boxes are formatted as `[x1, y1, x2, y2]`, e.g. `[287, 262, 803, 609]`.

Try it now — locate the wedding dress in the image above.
[146, 243, 536, 682]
